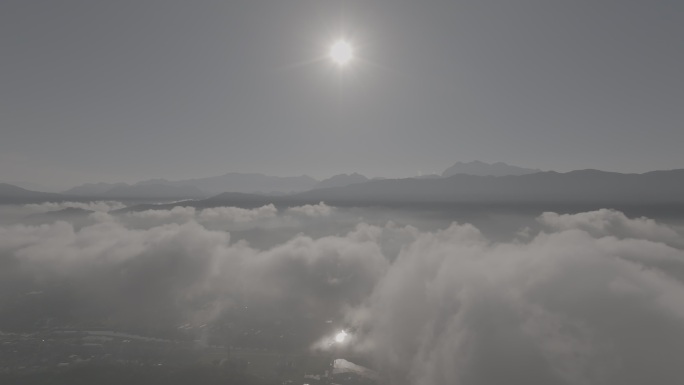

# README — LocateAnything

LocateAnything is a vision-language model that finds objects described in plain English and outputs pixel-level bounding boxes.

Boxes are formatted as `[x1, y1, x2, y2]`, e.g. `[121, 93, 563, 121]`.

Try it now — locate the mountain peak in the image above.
[442, 161, 541, 178]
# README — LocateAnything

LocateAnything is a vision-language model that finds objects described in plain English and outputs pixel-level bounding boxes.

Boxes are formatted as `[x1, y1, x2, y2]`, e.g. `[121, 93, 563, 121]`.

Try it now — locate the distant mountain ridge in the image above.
[314, 173, 369, 189]
[442, 161, 540, 177]
[136, 172, 319, 195]
[0, 183, 66, 204]
[64, 182, 130, 196]
[5, 167, 684, 208]
[64, 173, 320, 198]
[100, 183, 209, 200]
[64, 182, 207, 200]
[199, 169, 684, 208]
[299, 169, 684, 204]
[61, 162, 542, 198]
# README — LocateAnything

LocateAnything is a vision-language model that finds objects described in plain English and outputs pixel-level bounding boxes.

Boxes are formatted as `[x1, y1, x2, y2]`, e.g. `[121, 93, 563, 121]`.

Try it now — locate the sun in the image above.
[329, 39, 354, 67]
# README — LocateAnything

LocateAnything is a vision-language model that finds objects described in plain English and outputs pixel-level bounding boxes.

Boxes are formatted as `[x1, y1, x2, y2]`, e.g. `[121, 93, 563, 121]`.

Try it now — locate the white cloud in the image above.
[286, 202, 334, 217]
[1, 208, 684, 384]
[121, 204, 278, 230]
[125, 206, 197, 221]
[538, 209, 683, 246]
[346, 216, 684, 385]
[198, 204, 278, 222]
[24, 201, 126, 213]
[0, 201, 128, 226]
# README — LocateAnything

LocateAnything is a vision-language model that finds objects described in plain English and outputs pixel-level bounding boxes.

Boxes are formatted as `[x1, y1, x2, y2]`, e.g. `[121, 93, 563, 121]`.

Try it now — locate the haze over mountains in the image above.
[0, 183, 65, 204]
[4, 162, 684, 209]
[63, 173, 319, 198]
[59, 161, 537, 199]
[199, 169, 684, 210]
[62, 172, 373, 198]
[442, 160, 541, 177]
[313, 173, 370, 189]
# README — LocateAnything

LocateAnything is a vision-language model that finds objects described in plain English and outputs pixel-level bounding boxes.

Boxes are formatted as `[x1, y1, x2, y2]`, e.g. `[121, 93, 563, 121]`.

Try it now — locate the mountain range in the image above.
[0, 183, 65, 204]
[60, 162, 540, 199]
[194, 169, 684, 209]
[62, 173, 322, 198]
[3, 162, 684, 207]
[313, 173, 369, 189]
[442, 160, 541, 177]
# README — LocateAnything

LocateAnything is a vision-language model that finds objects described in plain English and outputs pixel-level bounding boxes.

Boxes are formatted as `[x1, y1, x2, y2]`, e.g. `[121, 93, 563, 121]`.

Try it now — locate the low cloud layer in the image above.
[124, 204, 279, 223]
[538, 209, 684, 247]
[24, 201, 127, 213]
[348, 219, 684, 384]
[0, 201, 127, 225]
[117, 202, 335, 232]
[1, 204, 684, 384]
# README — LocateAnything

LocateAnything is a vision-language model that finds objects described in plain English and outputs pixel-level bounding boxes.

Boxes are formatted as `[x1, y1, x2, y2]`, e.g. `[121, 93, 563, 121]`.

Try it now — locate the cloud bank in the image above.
[1, 205, 683, 384]
[24, 201, 127, 213]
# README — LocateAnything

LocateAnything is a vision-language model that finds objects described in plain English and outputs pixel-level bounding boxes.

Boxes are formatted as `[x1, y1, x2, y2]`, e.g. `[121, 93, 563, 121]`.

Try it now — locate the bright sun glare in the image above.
[334, 330, 348, 343]
[329, 40, 354, 67]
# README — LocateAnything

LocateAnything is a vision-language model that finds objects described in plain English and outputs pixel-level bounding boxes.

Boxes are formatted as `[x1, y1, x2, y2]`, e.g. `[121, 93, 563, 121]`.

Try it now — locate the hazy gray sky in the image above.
[1, 0, 682, 190]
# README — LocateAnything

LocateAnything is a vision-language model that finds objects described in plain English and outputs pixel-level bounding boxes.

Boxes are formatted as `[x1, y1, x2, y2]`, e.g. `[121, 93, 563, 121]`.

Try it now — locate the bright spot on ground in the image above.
[335, 330, 348, 343]
[329, 40, 354, 67]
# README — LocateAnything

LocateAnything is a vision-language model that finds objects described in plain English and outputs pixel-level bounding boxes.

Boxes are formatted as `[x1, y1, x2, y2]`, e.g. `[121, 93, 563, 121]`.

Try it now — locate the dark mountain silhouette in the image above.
[61, 163, 539, 199]
[65, 173, 319, 197]
[194, 170, 684, 209]
[135, 172, 318, 195]
[314, 173, 369, 189]
[64, 182, 130, 196]
[98, 184, 209, 200]
[0, 183, 37, 196]
[2, 182, 206, 203]
[442, 161, 540, 177]
[0, 183, 67, 204]
[17, 168, 684, 210]
[6, 181, 56, 193]
[413, 174, 443, 180]
[64, 182, 207, 200]
[24, 207, 94, 224]
[298, 169, 684, 204]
